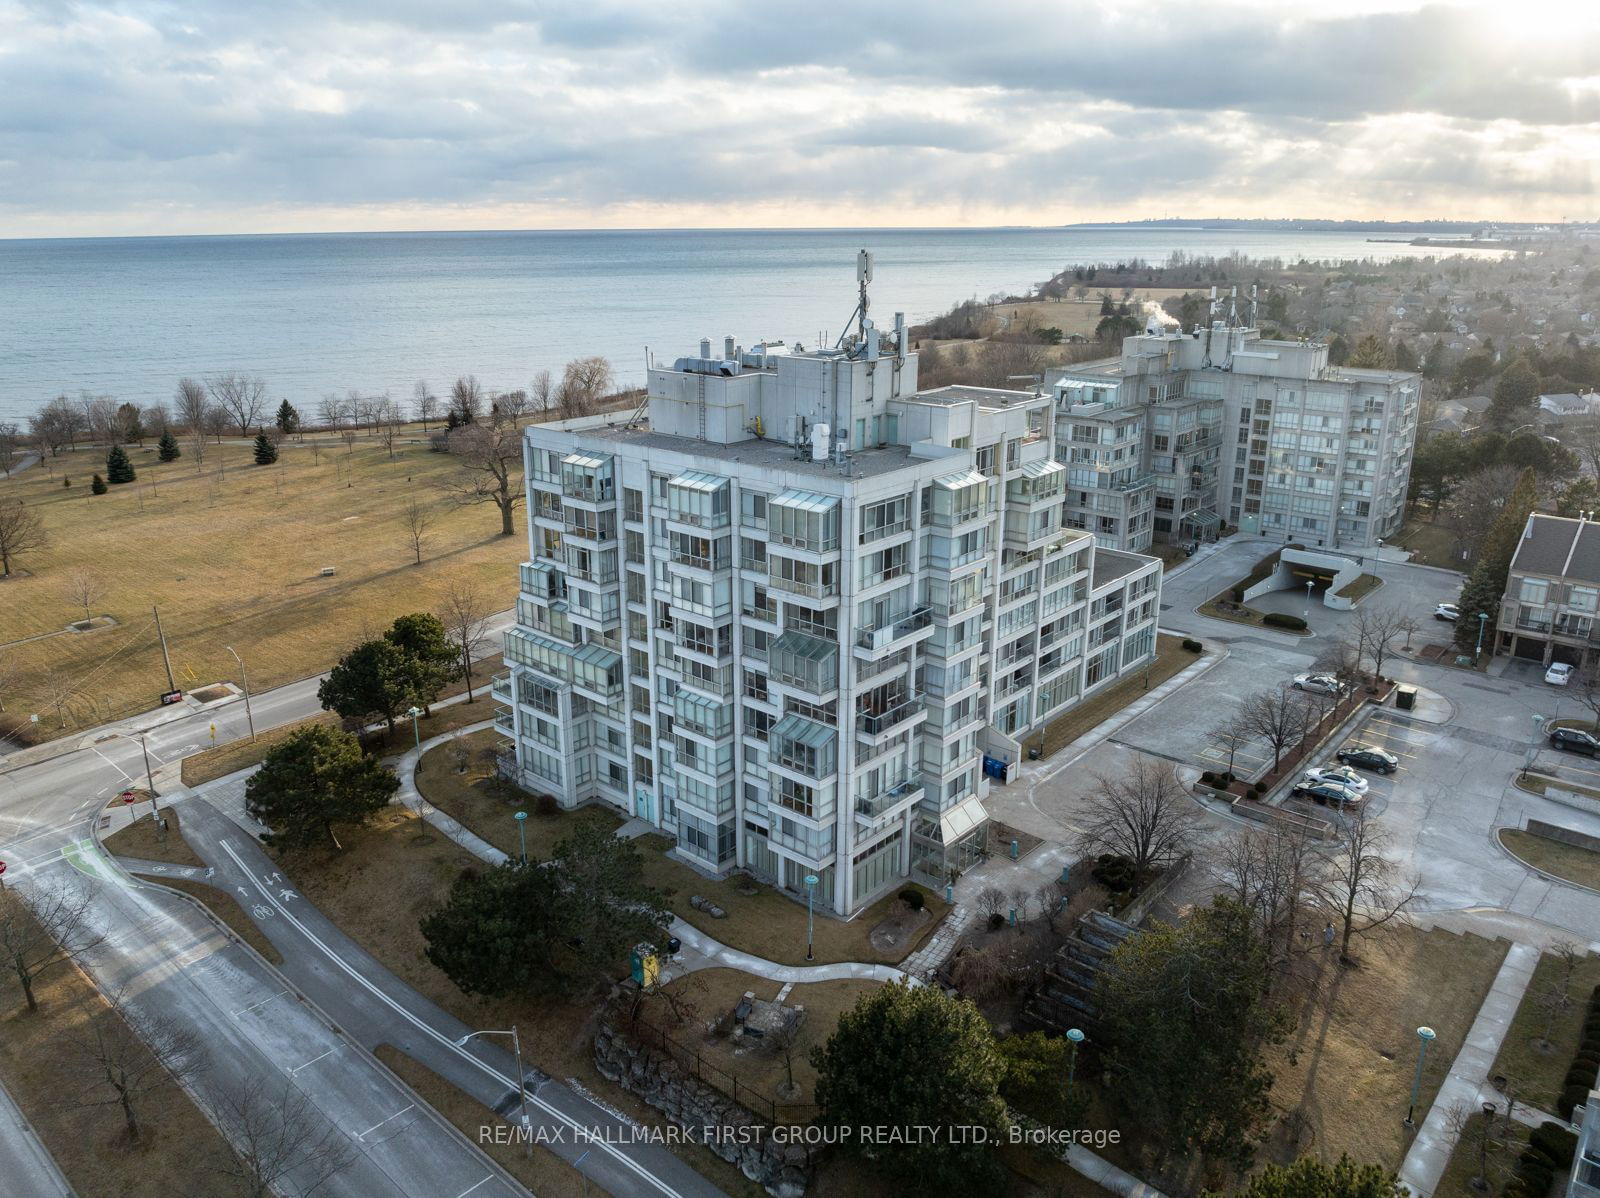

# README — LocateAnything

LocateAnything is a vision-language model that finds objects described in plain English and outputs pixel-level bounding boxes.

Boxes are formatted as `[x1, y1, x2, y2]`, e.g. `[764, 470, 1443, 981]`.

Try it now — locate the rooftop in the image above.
[909, 384, 1048, 410]
[1510, 514, 1600, 585]
[1092, 548, 1156, 588]
[540, 420, 924, 481]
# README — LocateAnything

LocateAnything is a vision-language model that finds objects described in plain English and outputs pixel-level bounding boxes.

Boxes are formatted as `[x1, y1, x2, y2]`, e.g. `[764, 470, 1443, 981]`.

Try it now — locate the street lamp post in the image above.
[1305, 577, 1314, 621]
[408, 705, 422, 752]
[1405, 1026, 1437, 1126]
[224, 646, 256, 742]
[1523, 714, 1545, 782]
[136, 731, 163, 838]
[1475, 612, 1489, 663]
[804, 873, 819, 962]
[513, 810, 528, 865]
[1066, 1027, 1085, 1095]
[457, 1027, 532, 1157]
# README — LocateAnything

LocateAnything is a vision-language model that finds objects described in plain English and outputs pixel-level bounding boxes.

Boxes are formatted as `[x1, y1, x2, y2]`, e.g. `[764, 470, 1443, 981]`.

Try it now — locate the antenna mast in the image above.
[856, 249, 872, 341]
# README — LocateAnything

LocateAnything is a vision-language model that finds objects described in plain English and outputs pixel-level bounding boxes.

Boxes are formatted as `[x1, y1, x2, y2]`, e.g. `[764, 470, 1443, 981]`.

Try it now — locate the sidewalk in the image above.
[1399, 941, 1541, 1197]
[0, 1073, 76, 1198]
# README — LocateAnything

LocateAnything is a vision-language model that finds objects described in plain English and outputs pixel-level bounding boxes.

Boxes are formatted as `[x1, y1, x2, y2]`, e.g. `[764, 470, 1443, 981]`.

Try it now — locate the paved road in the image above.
[0, 612, 722, 1198]
[0, 1073, 76, 1198]
[131, 798, 722, 1198]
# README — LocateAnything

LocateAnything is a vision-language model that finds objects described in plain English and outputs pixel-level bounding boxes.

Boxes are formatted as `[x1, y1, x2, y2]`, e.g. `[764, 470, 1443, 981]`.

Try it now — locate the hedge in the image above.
[1561, 1083, 1590, 1120]
[1532, 1122, 1578, 1168]
[1182, 638, 1203, 653]
[1263, 612, 1309, 631]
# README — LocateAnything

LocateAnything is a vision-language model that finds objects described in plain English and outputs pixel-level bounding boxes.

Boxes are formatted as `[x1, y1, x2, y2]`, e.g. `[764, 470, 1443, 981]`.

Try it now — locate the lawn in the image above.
[1261, 926, 1509, 1171]
[1499, 828, 1600, 891]
[1433, 1111, 1531, 1198]
[1392, 517, 1468, 571]
[635, 837, 945, 966]
[0, 899, 239, 1198]
[1033, 635, 1194, 757]
[639, 968, 882, 1120]
[1334, 573, 1384, 603]
[268, 803, 764, 1198]
[1488, 949, 1600, 1112]
[414, 729, 624, 859]
[1517, 772, 1600, 806]
[0, 434, 522, 744]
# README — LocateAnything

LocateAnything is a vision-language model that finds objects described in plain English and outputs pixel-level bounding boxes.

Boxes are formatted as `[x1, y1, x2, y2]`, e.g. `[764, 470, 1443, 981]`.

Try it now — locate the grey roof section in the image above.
[1510, 514, 1600, 584]
[565, 423, 923, 480]
[1092, 547, 1157, 588]
[909, 384, 1048, 409]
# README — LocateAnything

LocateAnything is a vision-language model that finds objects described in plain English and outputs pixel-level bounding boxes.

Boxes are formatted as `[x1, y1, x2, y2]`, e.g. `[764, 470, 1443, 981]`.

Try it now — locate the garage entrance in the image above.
[1513, 635, 1547, 662]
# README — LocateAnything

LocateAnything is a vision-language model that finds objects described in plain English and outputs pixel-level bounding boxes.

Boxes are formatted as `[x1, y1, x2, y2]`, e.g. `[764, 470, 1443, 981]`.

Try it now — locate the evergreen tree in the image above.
[1205, 1154, 1404, 1198]
[1346, 334, 1390, 369]
[157, 430, 181, 462]
[383, 613, 455, 706]
[90, 474, 107, 495]
[1487, 357, 1540, 429]
[317, 638, 422, 731]
[252, 430, 279, 466]
[105, 444, 136, 485]
[275, 399, 300, 435]
[1454, 466, 1539, 653]
[1391, 340, 1418, 372]
[444, 409, 460, 431]
[243, 725, 398, 851]
[811, 981, 1009, 1194]
[62, 477, 71, 488]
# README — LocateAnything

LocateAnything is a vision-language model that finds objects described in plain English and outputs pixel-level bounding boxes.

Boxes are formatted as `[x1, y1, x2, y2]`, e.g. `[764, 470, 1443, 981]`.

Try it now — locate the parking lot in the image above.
[1277, 706, 1431, 822]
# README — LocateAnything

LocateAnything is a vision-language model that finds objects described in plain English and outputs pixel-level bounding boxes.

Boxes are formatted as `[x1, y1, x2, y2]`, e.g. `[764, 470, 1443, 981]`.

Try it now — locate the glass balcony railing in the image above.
[856, 606, 932, 652]
[856, 780, 923, 820]
[857, 699, 920, 736]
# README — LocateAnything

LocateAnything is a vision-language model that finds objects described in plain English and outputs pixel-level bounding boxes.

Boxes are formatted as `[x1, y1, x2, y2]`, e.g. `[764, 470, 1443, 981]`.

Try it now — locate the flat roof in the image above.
[546, 421, 923, 480]
[908, 384, 1048, 410]
[1092, 548, 1155, 588]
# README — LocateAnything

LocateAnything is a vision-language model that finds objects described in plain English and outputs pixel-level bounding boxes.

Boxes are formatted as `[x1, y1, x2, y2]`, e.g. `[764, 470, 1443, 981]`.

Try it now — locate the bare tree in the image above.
[1351, 603, 1412, 683]
[81, 393, 119, 445]
[1217, 822, 1321, 985]
[174, 377, 208, 469]
[0, 422, 19, 476]
[1241, 686, 1311, 771]
[374, 396, 402, 459]
[1311, 811, 1418, 965]
[530, 369, 554, 414]
[493, 389, 530, 427]
[1008, 883, 1032, 931]
[401, 498, 433, 566]
[769, 1017, 804, 1101]
[0, 499, 48, 577]
[207, 374, 269, 439]
[207, 1078, 355, 1198]
[437, 577, 495, 701]
[413, 381, 438, 430]
[1209, 713, 1255, 780]
[442, 422, 523, 536]
[203, 403, 230, 447]
[0, 882, 105, 1011]
[975, 885, 1006, 921]
[37, 666, 77, 728]
[1443, 464, 1520, 565]
[316, 393, 347, 432]
[556, 356, 614, 418]
[449, 376, 484, 424]
[1568, 416, 1600, 482]
[1074, 757, 1196, 879]
[1312, 637, 1363, 694]
[58, 989, 206, 1139]
[1035, 880, 1067, 931]
[64, 568, 103, 622]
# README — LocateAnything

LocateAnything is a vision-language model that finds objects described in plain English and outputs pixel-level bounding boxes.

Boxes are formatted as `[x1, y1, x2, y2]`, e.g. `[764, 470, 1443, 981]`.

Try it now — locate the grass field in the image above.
[1488, 949, 1600, 1112]
[1499, 828, 1600, 892]
[1433, 1112, 1531, 1198]
[1262, 926, 1509, 1170]
[1392, 517, 1468, 572]
[1033, 635, 1194, 757]
[0, 899, 238, 1197]
[0, 433, 523, 742]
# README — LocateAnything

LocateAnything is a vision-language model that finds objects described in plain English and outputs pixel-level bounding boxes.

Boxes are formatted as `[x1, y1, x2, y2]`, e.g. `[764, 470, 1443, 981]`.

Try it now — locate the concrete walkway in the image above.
[0, 1074, 76, 1198]
[1399, 941, 1541, 1196]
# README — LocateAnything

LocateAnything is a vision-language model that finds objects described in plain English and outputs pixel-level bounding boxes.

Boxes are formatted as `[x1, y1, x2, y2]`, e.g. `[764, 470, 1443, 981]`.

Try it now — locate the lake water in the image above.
[0, 226, 1486, 425]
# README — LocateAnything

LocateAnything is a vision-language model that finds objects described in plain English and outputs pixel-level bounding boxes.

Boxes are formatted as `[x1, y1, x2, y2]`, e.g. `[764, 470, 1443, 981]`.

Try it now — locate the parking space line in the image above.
[357, 1103, 415, 1141]
[455, 1178, 495, 1198]
[230, 988, 290, 1020]
[287, 1046, 338, 1075]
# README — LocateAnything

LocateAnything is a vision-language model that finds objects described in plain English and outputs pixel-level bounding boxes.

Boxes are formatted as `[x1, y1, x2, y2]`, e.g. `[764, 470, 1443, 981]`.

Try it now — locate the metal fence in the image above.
[628, 1019, 818, 1126]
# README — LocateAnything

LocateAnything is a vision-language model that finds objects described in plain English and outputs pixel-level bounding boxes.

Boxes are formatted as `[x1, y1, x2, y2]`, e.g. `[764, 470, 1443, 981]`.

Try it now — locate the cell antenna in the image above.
[856, 249, 873, 340]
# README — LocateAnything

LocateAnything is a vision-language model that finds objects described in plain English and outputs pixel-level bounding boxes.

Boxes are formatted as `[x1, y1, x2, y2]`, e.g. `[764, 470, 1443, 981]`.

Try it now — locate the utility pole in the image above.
[152, 605, 177, 693]
[225, 646, 256, 741]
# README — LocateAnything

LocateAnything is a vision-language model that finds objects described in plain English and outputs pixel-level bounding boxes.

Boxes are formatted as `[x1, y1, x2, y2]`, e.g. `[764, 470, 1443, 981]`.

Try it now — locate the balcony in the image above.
[490, 672, 512, 703]
[856, 780, 924, 824]
[857, 699, 923, 738]
[854, 606, 934, 657]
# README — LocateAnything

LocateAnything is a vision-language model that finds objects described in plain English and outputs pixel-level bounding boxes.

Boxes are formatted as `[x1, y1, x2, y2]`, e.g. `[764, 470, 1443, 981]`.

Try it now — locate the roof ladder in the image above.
[696, 373, 707, 441]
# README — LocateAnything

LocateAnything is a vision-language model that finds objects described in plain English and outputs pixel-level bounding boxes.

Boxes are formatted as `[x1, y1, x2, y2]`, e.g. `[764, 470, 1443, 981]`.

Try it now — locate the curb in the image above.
[1492, 826, 1600, 898]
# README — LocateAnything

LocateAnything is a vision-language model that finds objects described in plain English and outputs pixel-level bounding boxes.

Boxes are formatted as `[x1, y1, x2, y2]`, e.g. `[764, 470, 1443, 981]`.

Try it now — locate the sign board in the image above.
[159, 690, 183, 706]
[121, 791, 135, 805]
[0, 861, 7, 876]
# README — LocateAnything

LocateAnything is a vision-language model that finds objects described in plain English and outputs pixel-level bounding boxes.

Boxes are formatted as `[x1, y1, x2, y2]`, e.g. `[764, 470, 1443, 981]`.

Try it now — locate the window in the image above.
[859, 494, 911, 543]
[1519, 577, 1550, 606]
[741, 491, 768, 527]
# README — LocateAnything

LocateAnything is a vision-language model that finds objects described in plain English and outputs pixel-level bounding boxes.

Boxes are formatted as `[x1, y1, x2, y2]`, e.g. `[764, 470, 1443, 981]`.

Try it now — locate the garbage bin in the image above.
[1395, 685, 1417, 711]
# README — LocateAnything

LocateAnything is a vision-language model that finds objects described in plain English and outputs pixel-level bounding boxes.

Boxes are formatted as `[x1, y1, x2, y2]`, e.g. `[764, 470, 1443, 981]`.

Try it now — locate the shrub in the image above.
[1561, 1084, 1591, 1120]
[1200, 771, 1217, 787]
[1574, 1051, 1600, 1071]
[1091, 855, 1137, 892]
[1514, 1153, 1554, 1191]
[533, 793, 560, 817]
[1230, 586, 1245, 602]
[899, 888, 925, 912]
[1532, 1122, 1578, 1168]
[1263, 612, 1308, 630]
[1182, 638, 1203, 653]
[988, 912, 1006, 932]
[1251, 782, 1266, 797]
[1566, 1063, 1598, 1087]
[90, 473, 108, 495]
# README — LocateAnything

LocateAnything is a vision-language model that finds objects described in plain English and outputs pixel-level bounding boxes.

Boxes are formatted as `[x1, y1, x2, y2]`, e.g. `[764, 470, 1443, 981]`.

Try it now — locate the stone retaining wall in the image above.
[1527, 819, 1600, 854]
[593, 1023, 811, 1198]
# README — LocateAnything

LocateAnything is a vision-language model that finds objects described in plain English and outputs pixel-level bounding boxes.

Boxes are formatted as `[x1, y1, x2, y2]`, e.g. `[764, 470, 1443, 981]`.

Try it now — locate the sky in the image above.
[1, 0, 1597, 237]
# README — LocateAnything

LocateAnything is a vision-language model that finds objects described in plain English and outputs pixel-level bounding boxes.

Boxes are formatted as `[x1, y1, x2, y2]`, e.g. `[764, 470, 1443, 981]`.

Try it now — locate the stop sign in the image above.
[121, 791, 135, 805]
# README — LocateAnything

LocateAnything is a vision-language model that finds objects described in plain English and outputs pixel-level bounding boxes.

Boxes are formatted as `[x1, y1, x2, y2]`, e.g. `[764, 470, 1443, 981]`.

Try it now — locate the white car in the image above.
[1301, 765, 1370, 796]
[1434, 603, 1460, 622]
[1546, 662, 1575, 686]
[1292, 673, 1344, 696]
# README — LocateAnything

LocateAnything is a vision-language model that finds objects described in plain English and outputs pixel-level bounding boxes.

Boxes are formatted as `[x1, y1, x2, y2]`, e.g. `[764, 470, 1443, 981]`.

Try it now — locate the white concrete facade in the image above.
[496, 311, 1160, 917]
[1052, 324, 1420, 552]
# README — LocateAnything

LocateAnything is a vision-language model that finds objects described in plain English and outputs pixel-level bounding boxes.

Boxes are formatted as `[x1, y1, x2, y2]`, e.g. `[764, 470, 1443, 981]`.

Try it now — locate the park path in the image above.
[1398, 941, 1541, 1196]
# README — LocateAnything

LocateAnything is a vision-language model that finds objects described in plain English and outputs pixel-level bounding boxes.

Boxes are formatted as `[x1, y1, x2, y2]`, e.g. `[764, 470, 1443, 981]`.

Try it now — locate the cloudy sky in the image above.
[1, 0, 1597, 237]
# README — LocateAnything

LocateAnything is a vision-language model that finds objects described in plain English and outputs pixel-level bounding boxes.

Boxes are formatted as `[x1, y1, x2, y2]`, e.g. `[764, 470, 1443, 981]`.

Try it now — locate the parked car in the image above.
[1434, 603, 1460, 622]
[1336, 745, 1399, 774]
[1549, 727, 1600, 756]
[1292, 673, 1344, 696]
[1301, 765, 1370, 795]
[1291, 780, 1365, 807]
[1546, 662, 1575, 686]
